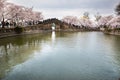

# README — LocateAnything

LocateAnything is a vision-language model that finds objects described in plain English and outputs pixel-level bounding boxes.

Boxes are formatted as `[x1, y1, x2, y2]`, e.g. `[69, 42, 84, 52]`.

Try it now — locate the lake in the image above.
[0, 32, 120, 80]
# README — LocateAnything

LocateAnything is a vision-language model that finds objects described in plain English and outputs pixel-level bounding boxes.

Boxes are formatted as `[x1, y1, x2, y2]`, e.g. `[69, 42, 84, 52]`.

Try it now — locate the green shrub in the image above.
[14, 26, 24, 34]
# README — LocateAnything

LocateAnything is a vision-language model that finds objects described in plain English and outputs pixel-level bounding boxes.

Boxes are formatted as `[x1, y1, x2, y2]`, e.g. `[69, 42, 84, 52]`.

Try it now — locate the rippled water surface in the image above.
[0, 32, 120, 80]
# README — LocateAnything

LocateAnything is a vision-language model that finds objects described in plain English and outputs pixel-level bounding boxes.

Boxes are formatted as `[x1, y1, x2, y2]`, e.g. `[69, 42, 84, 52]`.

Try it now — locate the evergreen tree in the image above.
[115, 3, 120, 15]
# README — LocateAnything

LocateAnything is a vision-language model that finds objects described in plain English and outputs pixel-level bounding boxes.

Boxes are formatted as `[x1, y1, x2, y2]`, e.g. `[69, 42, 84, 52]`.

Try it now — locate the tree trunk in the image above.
[2, 17, 5, 28]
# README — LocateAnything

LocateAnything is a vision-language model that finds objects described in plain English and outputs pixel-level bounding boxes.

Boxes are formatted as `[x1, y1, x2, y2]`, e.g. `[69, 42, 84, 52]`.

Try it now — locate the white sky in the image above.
[8, 0, 119, 19]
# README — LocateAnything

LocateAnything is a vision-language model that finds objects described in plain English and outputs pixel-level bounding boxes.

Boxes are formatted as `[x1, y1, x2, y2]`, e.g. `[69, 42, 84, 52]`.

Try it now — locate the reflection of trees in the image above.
[0, 32, 72, 79]
[0, 33, 51, 79]
[55, 32, 70, 37]
[102, 35, 120, 69]
[105, 36, 120, 75]
[111, 36, 120, 66]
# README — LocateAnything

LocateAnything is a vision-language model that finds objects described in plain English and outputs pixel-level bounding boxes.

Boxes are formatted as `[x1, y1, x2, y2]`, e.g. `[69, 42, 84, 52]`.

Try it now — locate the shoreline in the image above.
[104, 32, 120, 36]
[0, 30, 100, 39]
[0, 30, 120, 39]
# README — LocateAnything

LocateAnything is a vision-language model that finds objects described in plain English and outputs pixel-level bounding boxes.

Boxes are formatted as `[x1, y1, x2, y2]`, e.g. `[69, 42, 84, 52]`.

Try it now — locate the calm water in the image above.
[0, 32, 120, 80]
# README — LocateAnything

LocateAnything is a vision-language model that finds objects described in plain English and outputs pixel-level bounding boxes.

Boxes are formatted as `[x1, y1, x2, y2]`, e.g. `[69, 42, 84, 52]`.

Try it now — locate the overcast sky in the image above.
[8, 0, 119, 19]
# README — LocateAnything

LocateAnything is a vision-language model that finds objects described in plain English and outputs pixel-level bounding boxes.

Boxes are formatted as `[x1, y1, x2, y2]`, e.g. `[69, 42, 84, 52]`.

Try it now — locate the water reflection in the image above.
[0, 33, 52, 79]
[0, 32, 120, 80]
[104, 35, 120, 69]
[51, 31, 56, 44]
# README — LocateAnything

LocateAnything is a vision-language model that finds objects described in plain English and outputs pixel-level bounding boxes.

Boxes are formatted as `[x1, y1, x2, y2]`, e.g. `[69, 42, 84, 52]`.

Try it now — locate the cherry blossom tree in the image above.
[62, 15, 93, 28]
[0, 0, 7, 28]
[2, 3, 27, 27]
[97, 15, 113, 27]
[115, 2, 120, 15]
[79, 18, 93, 27]
[32, 11, 43, 21]
[3, 3, 22, 19]
[62, 16, 79, 25]
[79, 12, 93, 27]
[21, 7, 44, 26]
[107, 16, 120, 28]
[0, 0, 6, 11]
[0, 0, 44, 27]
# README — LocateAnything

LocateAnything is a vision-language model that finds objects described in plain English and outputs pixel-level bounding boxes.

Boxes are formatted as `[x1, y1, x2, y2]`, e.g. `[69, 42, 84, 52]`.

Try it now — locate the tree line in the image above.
[62, 2, 120, 30]
[0, 0, 120, 31]
[0, 0, 43, 28]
